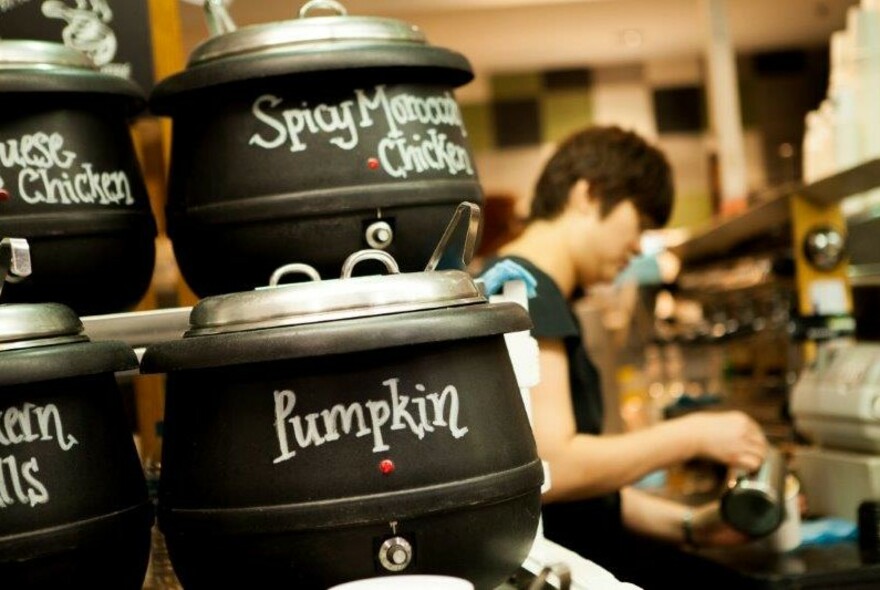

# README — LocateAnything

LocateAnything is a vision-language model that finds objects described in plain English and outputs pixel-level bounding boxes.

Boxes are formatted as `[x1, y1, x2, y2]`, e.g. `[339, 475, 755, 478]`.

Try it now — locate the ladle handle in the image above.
[0, 237, 31, 299]
[204, 0, 237, 36]
[424, 201, 481, 272]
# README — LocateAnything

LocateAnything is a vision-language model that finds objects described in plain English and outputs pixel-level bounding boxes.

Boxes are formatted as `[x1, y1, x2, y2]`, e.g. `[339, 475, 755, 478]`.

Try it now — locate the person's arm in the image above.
[621, 487, 748, 547]
[532, 338, 767, 503]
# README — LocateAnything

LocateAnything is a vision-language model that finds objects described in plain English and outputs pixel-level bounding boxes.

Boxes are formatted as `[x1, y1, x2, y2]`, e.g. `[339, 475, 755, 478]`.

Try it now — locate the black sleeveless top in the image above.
[482, 256, 625, 568]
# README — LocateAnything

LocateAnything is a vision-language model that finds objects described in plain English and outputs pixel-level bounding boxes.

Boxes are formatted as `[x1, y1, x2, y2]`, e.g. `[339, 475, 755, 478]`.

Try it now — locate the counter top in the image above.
[636, 480, 880, 589]
[672, 540, 880, 589]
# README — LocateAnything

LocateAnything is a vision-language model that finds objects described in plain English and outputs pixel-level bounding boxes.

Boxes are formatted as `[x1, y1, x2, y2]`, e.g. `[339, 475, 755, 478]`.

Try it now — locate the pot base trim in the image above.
[0, 501, 152, 590]
[0, 500, 153, 555]
[0, 210, 157, 238]
[163, 491, 538, 590]
[168, 179, 481, 227]
[159, 459, 543, 534]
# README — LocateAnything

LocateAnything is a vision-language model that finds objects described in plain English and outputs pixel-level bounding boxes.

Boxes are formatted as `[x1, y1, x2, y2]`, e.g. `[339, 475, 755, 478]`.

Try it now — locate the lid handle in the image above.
[0, 237, 32, 299]
[341, 250, 400, 279]
[424, 201, 481, 272]
[204, 0, 238, 36]
[299, 0, 348, 18]
[269, 263, 322, 286]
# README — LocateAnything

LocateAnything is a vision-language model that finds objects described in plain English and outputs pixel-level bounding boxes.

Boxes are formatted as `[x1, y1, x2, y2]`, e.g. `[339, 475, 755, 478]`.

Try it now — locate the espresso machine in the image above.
[790, 340, 880, 522]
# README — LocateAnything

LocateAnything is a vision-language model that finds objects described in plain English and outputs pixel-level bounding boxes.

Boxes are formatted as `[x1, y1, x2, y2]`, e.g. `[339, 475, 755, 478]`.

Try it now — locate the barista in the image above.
[481, 126, 768, 582]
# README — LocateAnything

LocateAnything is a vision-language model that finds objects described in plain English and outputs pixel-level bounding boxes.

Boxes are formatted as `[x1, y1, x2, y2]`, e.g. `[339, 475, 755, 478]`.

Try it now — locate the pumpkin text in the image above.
[272, 377, 469, 464]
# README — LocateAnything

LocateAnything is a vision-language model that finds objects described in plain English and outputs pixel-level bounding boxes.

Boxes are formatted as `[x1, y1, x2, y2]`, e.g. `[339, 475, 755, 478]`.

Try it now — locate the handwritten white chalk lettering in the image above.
[0, 0, 33, 12]
[0, 132, 76, 169]
[0, 455, 50, 508]
[0, 402, 78, 451]
[273, 377, 469, 464]
[18, 165, 132, 205]
[0, 402, 78, 509]
[0, 132, 134, 205]
[248, 85, 474, 179]
[100, 62, 131, 79]
[41, 0, 132, 78]
[354, 86, 466, 137]
[249, 95, 358, 152]
[378, 129, 473, 179]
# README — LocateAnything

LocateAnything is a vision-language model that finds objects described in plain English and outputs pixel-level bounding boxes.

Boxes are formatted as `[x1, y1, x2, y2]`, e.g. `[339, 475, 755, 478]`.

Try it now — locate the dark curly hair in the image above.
[529, 126, 674, 228]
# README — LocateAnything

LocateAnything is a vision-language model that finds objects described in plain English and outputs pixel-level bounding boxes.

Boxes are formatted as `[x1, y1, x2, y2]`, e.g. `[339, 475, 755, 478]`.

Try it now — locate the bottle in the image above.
[142, 422, 182, 590]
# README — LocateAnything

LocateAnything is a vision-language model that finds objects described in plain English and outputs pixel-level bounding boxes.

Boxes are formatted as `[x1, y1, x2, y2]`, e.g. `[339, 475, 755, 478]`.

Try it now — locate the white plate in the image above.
[327, 575, 475, 590]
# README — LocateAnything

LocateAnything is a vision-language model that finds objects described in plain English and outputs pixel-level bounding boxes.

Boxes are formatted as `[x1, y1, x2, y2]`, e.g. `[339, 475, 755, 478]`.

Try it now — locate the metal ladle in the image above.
[424, 201, 481, 272]
[0, 237, 31, 299]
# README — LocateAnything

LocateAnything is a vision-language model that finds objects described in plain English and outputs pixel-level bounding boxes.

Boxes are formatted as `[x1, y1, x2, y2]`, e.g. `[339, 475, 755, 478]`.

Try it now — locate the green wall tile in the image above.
[667, 190, 713, 229]
[461, 103, 495, 152]
[494, 99, 541, 147]
[543, 68, 592, 90]
[540, 90, 592, 143]
[652, 86, 706, 133]
[491, 72, 543, 100]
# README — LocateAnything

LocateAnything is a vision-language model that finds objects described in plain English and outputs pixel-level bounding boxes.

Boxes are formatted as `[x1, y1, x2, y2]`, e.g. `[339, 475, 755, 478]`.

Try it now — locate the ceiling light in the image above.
[618, 29, 643, 49]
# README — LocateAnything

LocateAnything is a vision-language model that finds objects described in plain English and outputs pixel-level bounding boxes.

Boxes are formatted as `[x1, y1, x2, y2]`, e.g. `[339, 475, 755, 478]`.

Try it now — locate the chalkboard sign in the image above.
[0, 0, 155, 91]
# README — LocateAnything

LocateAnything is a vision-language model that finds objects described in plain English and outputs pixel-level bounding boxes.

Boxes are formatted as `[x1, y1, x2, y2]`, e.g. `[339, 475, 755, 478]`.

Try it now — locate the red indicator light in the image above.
[379, 459, 395, 475]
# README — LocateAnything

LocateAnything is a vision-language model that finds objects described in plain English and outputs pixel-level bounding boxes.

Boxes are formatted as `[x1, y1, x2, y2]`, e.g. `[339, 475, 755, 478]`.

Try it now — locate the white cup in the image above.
[763, 473, 802, 552]
[328, 575, 475, 590]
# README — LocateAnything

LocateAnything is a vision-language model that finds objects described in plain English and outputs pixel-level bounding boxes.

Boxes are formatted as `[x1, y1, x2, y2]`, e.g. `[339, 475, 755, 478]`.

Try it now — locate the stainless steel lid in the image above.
[187, 250, 486, 337]
[0, 39, 96, 71]
[0, 38, 144, 107]
[0, 238, 86, 351]
[190, 0, 426, 67]
[0, 303, 86, 351]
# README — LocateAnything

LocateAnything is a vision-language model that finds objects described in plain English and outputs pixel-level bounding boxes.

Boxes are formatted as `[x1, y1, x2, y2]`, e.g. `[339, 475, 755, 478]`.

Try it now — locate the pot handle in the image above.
[299, 0, 348, 18]
[0, 237, 32, 299]
[204, 0, 237, 36]
[424, 201, 481, 272]
[341, 250, 400, 278]
[269, 263, 322, 286]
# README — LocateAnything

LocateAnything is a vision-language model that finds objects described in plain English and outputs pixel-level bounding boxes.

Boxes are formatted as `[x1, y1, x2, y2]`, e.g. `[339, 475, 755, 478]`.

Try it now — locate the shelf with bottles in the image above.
[673, 251, 795, 297]
[671, 158, 880, 267]
[650, 280, 797, 347]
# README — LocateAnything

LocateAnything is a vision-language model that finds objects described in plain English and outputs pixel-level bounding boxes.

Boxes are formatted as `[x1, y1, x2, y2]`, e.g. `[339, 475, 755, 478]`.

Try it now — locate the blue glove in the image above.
[800, 518, 858, 546]
[615, 254, 663, 286]
[479, 260, 538, 298]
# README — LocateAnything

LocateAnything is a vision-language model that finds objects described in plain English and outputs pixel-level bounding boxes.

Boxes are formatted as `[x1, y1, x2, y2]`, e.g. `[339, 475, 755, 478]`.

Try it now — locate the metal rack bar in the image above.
[81, 307, 192, 352]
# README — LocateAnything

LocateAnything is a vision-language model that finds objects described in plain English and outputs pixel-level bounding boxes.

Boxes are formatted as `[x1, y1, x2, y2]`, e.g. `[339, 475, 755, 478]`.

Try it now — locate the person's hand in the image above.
[689, 501, 751, 548]
[686, 410, 767, 471]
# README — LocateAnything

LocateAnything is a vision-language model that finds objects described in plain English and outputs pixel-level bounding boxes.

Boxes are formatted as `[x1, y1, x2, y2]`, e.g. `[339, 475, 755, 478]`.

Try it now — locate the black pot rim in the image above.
[159, 459, 542, 535]
[141, 303, 531, 374]
[0, 340, 139, 387]
[149, 44, 473, 114]
[0, 70, 146, 114]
